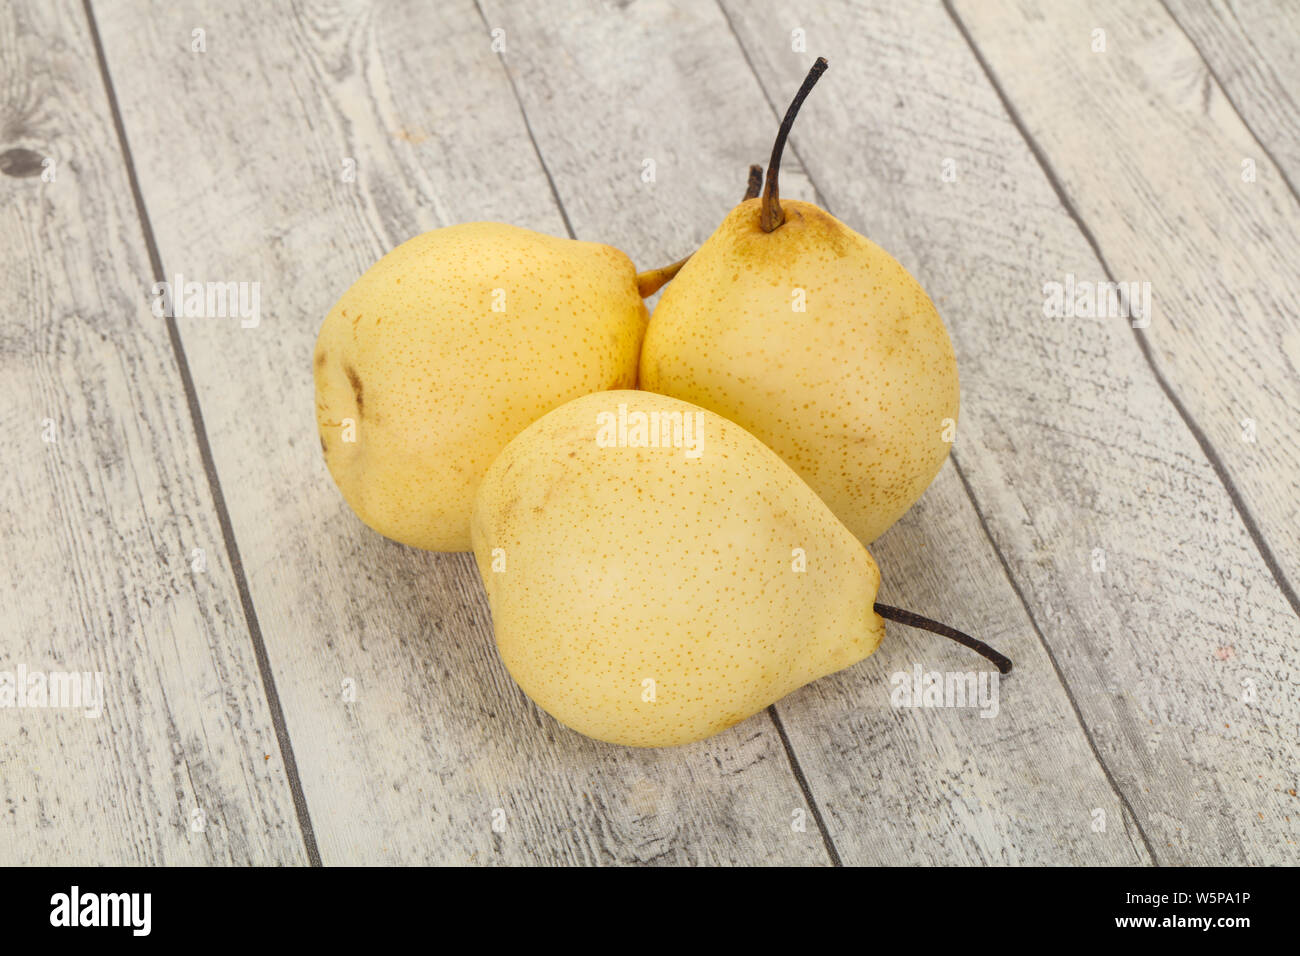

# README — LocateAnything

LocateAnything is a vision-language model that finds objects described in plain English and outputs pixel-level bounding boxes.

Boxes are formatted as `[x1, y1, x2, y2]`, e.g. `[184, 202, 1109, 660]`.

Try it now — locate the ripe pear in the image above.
[314, 222, 647, 551]
[471, 390, 1008, 748]
[640, 58, 959, 546]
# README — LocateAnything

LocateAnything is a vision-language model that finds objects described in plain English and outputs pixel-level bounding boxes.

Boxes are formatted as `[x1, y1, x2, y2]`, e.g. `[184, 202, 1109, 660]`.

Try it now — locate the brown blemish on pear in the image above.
[344, 364, 364, 415]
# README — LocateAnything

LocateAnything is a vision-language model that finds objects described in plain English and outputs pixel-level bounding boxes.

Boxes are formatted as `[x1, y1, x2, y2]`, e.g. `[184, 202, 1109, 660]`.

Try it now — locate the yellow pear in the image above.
[314, 222, 647, 551]
[640, 58, 959, 546]
[471, 390, 1008, 748]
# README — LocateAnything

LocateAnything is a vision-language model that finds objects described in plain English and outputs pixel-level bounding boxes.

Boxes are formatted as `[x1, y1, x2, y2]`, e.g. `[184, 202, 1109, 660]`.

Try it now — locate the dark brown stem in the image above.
[873, 603, 1013, 674]
[760, 57, 828, 233]
[743, 164, 763, 200]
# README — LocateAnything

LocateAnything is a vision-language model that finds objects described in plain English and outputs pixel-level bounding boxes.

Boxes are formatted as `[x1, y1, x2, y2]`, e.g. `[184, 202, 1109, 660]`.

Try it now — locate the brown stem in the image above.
[635, 257, 690, 298]
[873, 603, 1013, 674]
[635, 163, 769, 297]
[760, 57, 828, 233]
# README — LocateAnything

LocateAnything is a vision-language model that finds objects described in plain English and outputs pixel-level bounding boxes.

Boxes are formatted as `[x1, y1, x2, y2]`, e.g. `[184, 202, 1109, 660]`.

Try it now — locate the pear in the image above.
[471, 390, 1008, 748]
[314, 222, 647, 551]
[640, 59, 959, 546]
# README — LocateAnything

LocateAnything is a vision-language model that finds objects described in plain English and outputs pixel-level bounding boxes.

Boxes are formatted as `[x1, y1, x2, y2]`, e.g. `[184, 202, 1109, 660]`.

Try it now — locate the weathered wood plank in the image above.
[951, 0, 1300, 599]
[0, 0, 307, 864]
[1165, 0, 1300, 183]
[92, 0, 826, 864]
[723, 0, 1299, 861]
[477, 0, 1152, 864]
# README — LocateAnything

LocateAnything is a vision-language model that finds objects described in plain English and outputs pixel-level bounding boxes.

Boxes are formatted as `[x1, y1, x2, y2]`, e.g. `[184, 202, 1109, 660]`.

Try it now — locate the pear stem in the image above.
[760, 57, 828, 233]
[873, 603, 1013, 674]
[636, 256, 690, 297]
[635, 163, 769, 297]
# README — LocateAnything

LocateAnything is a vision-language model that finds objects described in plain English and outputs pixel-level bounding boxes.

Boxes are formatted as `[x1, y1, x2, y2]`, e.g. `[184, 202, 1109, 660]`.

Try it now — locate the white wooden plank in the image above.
[91, 0, 827, 864]
[0, 0, 307, 864]
[477, 0, 1153, 864]
[1165, 0, 1300, 183]
[951, 0, 1300, 599]
[723, 0, 1299, 861]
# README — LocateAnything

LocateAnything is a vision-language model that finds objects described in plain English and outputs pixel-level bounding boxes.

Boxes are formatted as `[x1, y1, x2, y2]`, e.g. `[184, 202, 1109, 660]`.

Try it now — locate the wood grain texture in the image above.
[6, 0, 1296, 866]
[950, 0, 1300, 601]
[476, 0, 1150, 864]
[0, 0, 306, 864]
[1164, 0, 1300, 183]
[91, 0, 828, 864]
[721, 0, 1299, 862]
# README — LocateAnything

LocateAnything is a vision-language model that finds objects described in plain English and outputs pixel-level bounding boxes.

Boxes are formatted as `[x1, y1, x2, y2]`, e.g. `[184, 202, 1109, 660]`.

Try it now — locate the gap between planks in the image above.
[81, 0, 323, 867]
[941, 0, 1300, 622]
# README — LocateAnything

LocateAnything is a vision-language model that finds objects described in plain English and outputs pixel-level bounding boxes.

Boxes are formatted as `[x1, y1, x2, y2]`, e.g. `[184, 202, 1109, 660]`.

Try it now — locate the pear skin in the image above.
[640, 197, 958, 546]
[471, 390, 885, 748]
[314, 222, 647, 551]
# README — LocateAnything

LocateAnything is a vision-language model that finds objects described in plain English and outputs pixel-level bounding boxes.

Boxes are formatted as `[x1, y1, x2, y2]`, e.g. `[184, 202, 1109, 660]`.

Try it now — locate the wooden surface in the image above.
[0, 0, 1295, 865]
